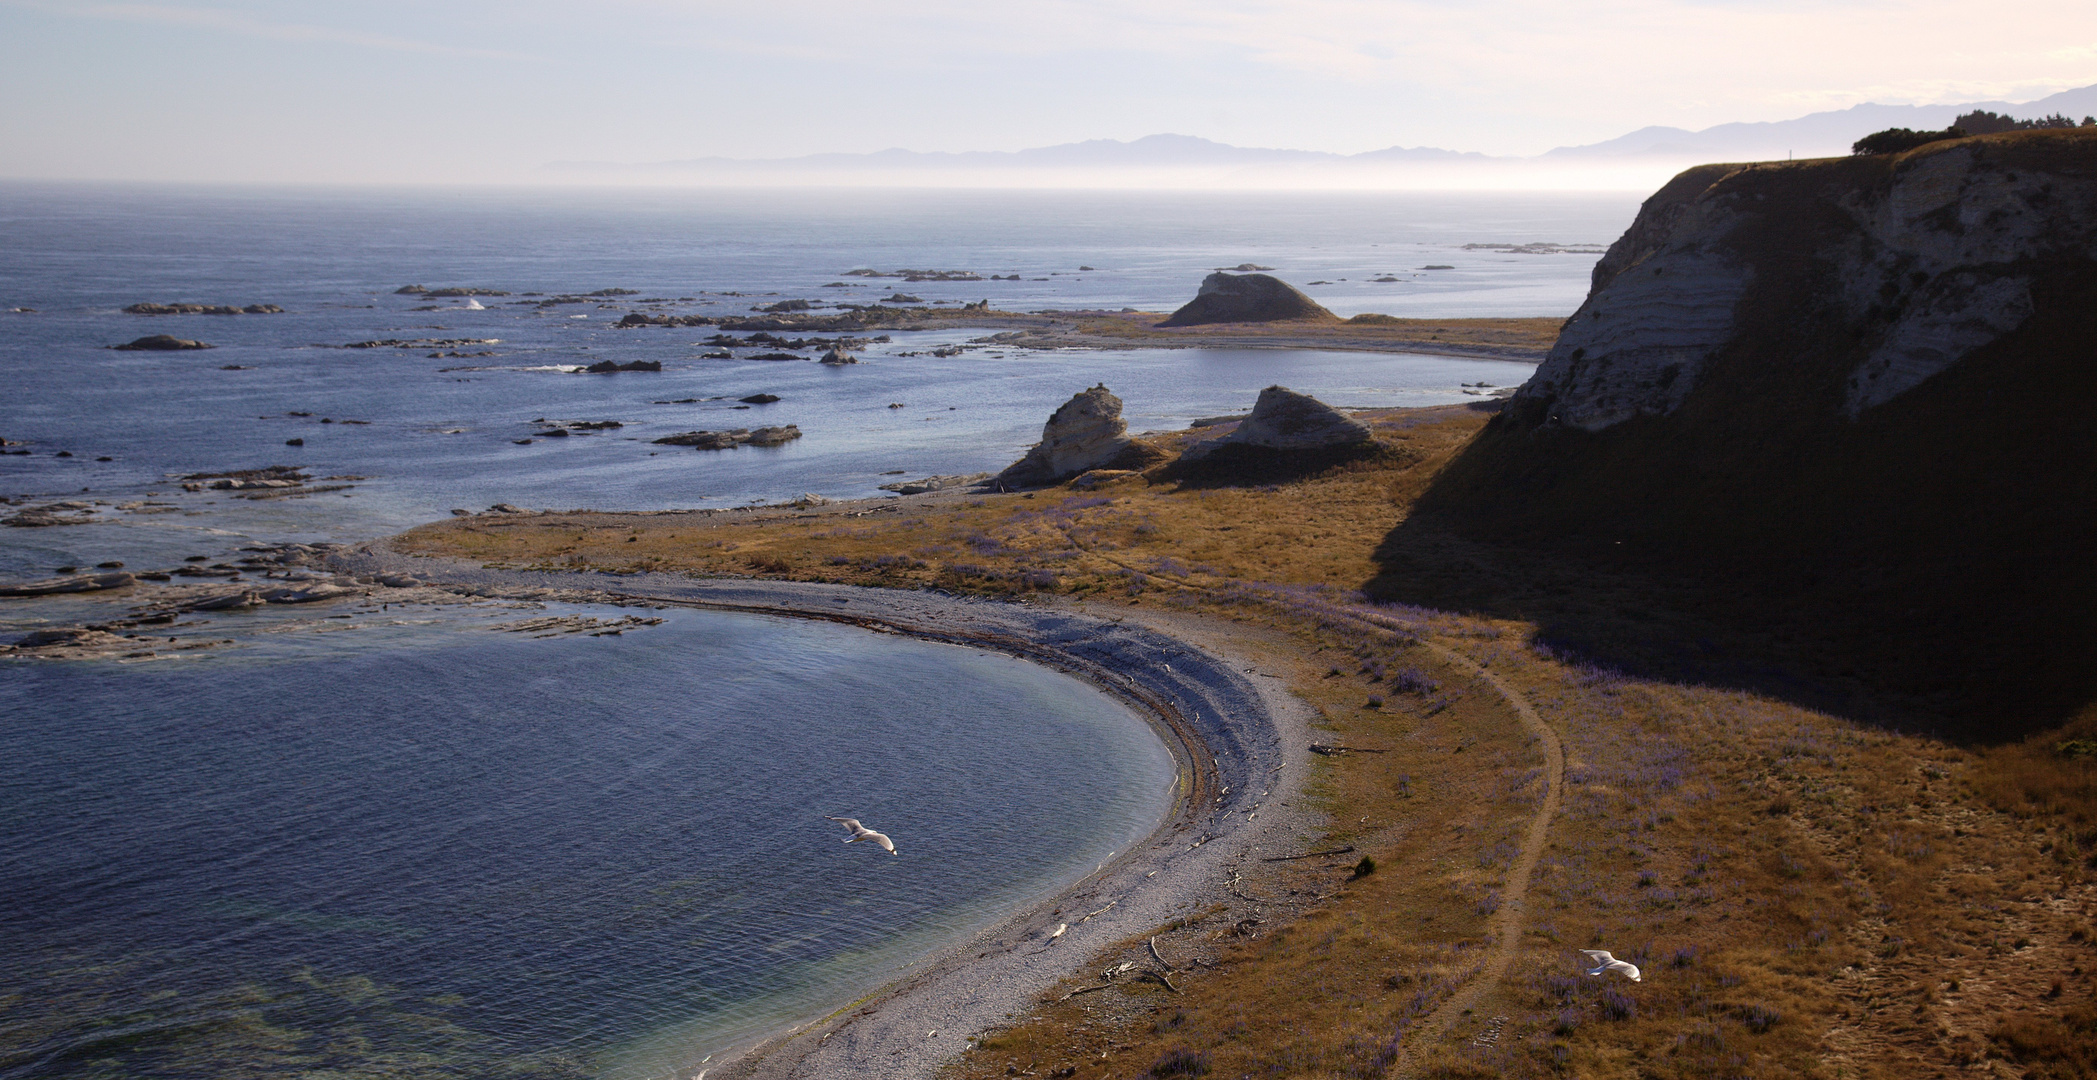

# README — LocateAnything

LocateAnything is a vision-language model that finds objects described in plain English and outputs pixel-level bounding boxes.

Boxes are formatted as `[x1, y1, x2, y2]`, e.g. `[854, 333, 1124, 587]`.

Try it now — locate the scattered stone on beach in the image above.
[819, 346, 857, 365]
[652, 425, 802, 450]
[1182, 385, 1372, 461]
[111, 334, 215, 351]
[0, 572, 136, 596]
[997, 384, 1159, 487]
[878, 473, 990, 495]
[1160, 272, 1337, 327]
[124, 302, 282, 315]
[581, 359, 662, 373]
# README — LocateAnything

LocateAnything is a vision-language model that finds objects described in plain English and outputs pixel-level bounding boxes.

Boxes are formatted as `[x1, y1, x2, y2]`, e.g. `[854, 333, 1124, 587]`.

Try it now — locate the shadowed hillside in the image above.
[1373, 129, 2097, 740]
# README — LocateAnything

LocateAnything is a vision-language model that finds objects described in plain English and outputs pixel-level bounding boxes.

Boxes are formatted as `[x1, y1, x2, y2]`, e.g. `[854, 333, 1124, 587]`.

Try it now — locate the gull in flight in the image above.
[1579, 949, 1642, 982]
[827, 816, 897, 854]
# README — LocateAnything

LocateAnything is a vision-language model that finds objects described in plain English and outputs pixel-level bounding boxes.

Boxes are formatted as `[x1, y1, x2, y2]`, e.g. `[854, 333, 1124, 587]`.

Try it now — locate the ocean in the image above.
[0, 182, 1637, 1078]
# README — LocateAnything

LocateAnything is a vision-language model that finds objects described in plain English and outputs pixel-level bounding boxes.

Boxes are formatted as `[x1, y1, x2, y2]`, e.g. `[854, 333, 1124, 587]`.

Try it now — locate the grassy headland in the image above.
[397, 404, 2096, 1079]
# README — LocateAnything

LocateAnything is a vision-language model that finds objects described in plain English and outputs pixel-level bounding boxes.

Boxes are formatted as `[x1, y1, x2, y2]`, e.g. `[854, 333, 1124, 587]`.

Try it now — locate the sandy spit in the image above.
[331, 545, 1319, 1080]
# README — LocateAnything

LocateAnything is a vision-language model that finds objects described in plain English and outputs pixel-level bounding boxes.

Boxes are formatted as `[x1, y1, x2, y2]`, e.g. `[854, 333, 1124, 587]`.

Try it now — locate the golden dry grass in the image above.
[397, 405, 2097, 1078]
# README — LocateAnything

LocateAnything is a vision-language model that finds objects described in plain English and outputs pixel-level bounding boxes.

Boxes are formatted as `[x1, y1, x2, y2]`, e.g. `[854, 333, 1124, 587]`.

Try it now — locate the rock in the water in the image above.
[111, 335, 214, 351]
[653, 425, 802, 450]
[997, 384, 1150, 486]
[0, 572, 135, 597]
[124, 302, 282, 315]
[1183, 386, 1371, 461]
[582, 359, 662, 373]
[8, 628, 128, 650]
[819, 346, 857, 364]
[1160, 273, 1336, 327]
[739, 393, 781, 404]
[189, 591, 261, 611]
[744, 425, 801, 446]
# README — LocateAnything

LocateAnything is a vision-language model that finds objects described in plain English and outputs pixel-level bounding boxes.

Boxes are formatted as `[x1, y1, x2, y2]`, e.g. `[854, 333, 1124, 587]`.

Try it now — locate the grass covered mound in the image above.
[400, 401, 2097, 1078]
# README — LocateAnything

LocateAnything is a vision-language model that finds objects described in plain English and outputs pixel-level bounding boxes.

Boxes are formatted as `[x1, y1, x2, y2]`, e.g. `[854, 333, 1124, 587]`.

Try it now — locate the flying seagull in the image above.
[1579, 949, 1642, 982]
[827, 816, 897, 855]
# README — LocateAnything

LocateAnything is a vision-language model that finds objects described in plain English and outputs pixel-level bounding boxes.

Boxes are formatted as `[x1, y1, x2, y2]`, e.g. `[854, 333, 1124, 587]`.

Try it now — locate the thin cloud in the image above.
[9, 0, 534, 60]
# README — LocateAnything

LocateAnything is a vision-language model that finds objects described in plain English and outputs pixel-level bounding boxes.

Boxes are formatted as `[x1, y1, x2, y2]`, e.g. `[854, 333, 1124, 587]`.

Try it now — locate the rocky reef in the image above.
[652, 426, 802, 450]
[124, 302, 282, 315]
[1160, 273, 1336, 327]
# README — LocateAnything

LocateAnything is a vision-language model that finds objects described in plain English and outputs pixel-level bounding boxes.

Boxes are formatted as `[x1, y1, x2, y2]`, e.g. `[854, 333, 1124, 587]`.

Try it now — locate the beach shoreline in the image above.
[325, 544, 1319, 1080]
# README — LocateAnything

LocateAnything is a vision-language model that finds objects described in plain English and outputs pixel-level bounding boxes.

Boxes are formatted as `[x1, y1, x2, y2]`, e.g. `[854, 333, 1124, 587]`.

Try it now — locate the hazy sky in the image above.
[3, 0, 2092, 183]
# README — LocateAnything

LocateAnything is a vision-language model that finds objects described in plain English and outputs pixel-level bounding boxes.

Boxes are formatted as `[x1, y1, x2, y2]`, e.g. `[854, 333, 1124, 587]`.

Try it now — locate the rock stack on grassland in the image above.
[1183, 386, 1372, 461]
[997, 384, 1161, 486]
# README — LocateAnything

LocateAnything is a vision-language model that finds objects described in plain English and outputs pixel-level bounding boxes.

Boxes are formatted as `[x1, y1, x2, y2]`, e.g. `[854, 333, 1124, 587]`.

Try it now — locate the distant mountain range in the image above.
[545, 83, 2097, 184]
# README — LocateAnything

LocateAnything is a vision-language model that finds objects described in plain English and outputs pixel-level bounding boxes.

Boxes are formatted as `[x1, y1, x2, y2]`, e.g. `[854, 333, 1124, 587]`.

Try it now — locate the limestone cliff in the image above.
[1518, 133, 2096, 429]
[1413, 128, 2097, 729]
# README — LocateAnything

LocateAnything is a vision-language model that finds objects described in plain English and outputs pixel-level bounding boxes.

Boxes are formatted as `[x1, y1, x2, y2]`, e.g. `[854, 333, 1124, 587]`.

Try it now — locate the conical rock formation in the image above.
[1184, 385, 1371, 460]
[1160, 273, 1336, 326]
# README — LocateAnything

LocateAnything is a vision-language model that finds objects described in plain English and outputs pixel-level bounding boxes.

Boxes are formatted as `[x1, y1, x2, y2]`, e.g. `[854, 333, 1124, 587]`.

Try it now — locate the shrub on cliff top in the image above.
[1852, 126, 1966, 155]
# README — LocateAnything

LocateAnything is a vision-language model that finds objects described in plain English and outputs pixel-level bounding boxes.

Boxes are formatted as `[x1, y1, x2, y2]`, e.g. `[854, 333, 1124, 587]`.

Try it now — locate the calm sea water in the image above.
[0, 184, 1636, 1078]
[0, 603, 1176, 1079]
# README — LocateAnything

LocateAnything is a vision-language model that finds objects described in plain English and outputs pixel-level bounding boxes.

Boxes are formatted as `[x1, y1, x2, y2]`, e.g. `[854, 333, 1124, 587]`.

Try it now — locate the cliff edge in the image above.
[1404, 128, 2097, 733]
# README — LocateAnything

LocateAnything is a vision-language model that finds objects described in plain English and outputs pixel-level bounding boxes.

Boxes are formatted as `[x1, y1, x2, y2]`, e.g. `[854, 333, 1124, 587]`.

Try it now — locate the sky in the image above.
[2, 0, 2093, 184]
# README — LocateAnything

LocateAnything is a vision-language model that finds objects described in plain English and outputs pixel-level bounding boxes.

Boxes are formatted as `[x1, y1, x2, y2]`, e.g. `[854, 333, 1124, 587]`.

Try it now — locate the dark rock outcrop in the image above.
[582, 359, 662, 373]
[1160, 273, 1336, 326]
[111, 335, 214, 351]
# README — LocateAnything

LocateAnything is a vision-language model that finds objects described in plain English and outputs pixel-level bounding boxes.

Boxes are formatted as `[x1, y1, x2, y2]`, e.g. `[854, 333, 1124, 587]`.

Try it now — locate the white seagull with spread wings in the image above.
[1579, 949, 1642, 982]
[827, 816, 898, 854]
